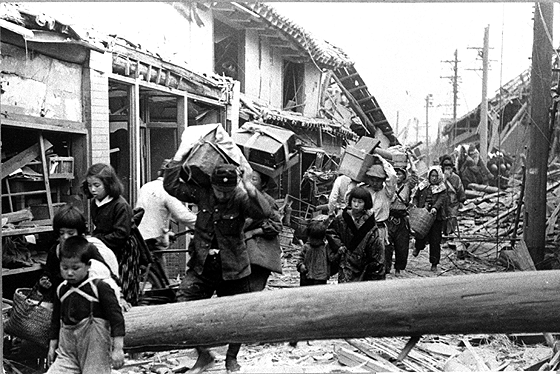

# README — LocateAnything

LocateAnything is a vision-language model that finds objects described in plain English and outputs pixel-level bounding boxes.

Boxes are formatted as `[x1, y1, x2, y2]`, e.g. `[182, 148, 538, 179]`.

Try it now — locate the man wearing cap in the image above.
[386, 162, 417, 276]
[163, 160, 271, 374]
[349, 156, 397, 251]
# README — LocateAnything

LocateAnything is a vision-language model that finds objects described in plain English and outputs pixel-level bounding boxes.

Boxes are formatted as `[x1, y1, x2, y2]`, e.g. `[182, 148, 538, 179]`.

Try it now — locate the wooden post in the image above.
[123, 271, 560, 351]
[524, 2, 553, 267]
[480, 26, 489, 164]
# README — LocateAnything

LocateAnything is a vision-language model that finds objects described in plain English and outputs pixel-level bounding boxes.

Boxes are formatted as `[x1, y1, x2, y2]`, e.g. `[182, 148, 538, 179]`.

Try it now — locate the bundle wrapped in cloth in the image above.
[173, 124, 252, 186]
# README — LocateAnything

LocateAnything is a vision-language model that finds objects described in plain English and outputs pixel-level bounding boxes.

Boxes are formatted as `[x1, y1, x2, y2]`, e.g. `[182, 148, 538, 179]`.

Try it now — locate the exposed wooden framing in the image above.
[164, 71, 171, 87]
[112, 54, 223, 100]
[112, 44, 221, 90]
[146, 64, 152, 83]
[156, 67, 162, 85]
[129, 81, 141, 205]
[146, 121, 179, 129]
[38, 133, 54, 221]
[135, 60, 141, 79]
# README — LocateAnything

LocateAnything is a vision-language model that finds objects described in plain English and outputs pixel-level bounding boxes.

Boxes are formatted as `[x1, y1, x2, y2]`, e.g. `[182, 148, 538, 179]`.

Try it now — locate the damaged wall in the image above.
[302, 62, 322, 118]
[243, 29, 283, 109]
[1, 43, 82, 122]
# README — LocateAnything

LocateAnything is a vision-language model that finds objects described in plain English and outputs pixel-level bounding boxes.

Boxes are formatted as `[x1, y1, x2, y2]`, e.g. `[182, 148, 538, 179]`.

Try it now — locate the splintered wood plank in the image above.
[1, 138, 53, 179]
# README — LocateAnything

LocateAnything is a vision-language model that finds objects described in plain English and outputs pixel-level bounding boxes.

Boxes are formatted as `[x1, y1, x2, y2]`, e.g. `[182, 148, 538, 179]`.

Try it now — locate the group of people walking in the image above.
[39, 145, 468, 373]
[306, 151, 466, 288]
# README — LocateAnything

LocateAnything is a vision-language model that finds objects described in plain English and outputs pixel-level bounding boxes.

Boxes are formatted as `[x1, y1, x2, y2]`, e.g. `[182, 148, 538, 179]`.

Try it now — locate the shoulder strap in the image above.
[395, 184, 408, 206]
[60, 278, 99, 304]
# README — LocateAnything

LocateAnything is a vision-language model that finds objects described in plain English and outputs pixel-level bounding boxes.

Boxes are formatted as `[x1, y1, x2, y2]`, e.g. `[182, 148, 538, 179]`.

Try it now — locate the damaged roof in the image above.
[210, 2, 354, 70]
[0, 3, 232, 100]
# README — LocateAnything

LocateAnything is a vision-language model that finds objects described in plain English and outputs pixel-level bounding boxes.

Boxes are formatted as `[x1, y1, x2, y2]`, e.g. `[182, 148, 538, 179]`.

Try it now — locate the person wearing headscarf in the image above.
[412, 166, 448, 272]
[459, 144, 492, 188]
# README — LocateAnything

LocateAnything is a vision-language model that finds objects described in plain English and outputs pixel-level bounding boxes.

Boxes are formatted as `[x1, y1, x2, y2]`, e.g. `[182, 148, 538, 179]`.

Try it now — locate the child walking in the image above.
[83, 163, 138, 304]
[295, 220, 331, 286]
[47, 235, 125, 374]
[326, 187, 385, 283]
[83, 163, 132, 259]
[39, 204, 126, 309]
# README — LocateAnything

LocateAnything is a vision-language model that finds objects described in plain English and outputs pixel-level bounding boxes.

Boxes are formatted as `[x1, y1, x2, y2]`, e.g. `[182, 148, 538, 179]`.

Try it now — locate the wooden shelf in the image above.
[1, 225, 53, 237]
[2, 263, 43, 276]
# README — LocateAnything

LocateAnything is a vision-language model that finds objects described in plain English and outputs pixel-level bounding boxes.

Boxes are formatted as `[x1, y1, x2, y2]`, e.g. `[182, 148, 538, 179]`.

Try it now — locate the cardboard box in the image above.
[233, 123, 299, 178]
[339, 146, 376, 182]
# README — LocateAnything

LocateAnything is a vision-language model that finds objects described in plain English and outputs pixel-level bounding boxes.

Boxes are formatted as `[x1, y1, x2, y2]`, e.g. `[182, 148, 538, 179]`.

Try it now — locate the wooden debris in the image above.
[336, 345, 401, 372]
[345, 339, 404, 372]
[1, 208, 33, 224]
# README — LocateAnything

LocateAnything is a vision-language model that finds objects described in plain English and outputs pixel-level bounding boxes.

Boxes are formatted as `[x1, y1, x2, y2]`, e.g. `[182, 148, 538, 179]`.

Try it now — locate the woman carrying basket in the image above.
[412, 166, 448, 272]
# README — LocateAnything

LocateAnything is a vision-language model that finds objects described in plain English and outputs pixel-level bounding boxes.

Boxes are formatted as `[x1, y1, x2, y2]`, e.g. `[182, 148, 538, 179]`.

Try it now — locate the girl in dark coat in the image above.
[83, 163, 137, 304]
[326, 187, 385, 283]
[412, 166, 448, 272]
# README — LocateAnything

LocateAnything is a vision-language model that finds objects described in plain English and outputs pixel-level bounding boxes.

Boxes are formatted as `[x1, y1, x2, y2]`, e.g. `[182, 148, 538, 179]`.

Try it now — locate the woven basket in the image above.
[4, 288, 52, 347]
[408, 207, 436, 239]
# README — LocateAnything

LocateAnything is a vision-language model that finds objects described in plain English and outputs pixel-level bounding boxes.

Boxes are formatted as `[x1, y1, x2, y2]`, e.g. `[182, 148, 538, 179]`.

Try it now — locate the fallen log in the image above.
[124, 271, 560, 351]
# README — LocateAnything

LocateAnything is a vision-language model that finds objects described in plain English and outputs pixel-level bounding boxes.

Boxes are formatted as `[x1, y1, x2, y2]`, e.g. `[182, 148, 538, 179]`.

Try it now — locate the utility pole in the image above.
[441, 50, 460, 147]
[480, 26, 490, 164]
[425, 94, 433, 167]
[524, 2, 553, 268]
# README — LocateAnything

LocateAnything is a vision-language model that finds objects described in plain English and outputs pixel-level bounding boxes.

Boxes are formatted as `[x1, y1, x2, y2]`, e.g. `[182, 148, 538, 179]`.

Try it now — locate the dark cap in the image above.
[442, 159, 454, 167]
[211, 164, 238, 191]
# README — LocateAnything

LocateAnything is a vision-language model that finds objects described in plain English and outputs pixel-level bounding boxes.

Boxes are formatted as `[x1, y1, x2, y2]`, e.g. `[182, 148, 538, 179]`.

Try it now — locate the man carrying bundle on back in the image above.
[163, 157, 271, 373]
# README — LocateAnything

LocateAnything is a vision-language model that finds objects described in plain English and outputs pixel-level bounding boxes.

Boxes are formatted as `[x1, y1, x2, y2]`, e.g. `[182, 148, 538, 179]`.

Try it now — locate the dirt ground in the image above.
[4, 239, 556, 373]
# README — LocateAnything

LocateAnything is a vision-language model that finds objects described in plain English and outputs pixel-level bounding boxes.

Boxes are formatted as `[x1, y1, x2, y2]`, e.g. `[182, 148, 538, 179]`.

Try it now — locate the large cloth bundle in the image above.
[408, 207, 435, 239]
[174, 124, 252, 186]
[4, 288, 53, 347]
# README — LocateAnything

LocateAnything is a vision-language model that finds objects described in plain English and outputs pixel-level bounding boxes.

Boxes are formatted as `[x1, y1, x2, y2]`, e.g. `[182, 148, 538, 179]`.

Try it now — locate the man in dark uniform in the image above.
[163, 162, 271, 373]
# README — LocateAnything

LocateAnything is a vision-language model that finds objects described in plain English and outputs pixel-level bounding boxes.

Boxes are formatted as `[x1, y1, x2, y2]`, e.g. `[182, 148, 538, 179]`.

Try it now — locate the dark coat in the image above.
[91, 195, 132, 259]
[163, 160, 271, 281]
[326, 210, 385, 282]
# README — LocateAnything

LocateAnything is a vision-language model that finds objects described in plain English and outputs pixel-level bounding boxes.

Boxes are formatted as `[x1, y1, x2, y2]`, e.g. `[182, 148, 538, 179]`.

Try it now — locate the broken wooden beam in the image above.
[123, 270, 560, 351]
[1, 138, 53, 179]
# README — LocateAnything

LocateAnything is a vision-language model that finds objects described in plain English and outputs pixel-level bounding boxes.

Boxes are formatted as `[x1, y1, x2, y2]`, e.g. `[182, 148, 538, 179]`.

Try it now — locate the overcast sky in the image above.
[271, 2, 560, 144]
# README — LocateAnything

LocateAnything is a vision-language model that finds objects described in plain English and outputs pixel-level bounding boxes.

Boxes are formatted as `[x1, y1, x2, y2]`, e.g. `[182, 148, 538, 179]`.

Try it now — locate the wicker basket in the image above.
[408, 207, 436, 239]
[164, 252, 188, 280]
[4, 288, 53, 347]
[279, 227, 295, 248]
